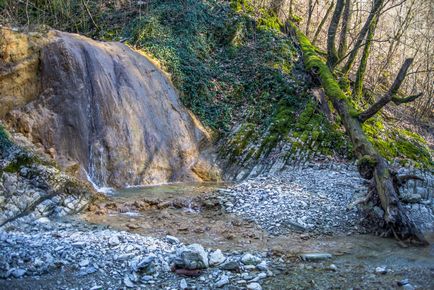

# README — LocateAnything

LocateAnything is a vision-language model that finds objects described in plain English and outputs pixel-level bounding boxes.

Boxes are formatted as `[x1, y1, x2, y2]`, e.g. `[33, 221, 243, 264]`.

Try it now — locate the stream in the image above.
[80, 183, 434, 289]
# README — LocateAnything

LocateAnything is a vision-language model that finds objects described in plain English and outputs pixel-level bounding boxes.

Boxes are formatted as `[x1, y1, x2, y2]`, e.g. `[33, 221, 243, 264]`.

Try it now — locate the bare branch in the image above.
[392, 93, 423, 104]
[358, 58, 414, 122]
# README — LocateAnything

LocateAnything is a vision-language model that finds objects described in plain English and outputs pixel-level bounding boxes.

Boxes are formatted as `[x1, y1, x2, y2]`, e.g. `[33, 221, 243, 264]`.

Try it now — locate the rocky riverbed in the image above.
[1, 162, 433, 289]
[0, 218, 273, 290]
[218, 163, 368, 236]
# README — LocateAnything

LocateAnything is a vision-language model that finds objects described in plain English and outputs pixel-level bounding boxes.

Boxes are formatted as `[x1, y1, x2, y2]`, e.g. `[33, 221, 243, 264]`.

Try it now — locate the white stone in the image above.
[247, 282, 262, 290]
[180, 279, 188, 289]
[109, 235, 120, 246]
[209, 249, 226, 266]
[215, 275, 229, 288]
[241, 253, 261, 265]
[174, 243, 209, 269]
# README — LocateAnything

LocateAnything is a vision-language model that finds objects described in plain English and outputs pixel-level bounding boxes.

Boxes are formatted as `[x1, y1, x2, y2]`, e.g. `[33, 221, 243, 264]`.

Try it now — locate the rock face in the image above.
[0, 28, 47, 118]
[1, 28, 219, 188]
[0, 127, 94, 226]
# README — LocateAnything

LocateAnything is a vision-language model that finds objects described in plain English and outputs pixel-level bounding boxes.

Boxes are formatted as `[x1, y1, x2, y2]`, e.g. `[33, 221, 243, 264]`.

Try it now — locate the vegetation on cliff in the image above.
[0, 1, 431, 168]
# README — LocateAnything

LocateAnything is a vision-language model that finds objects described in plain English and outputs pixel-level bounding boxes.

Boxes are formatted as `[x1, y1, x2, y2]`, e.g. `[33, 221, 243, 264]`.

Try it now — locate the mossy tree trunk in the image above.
[288, 22, 428, 245]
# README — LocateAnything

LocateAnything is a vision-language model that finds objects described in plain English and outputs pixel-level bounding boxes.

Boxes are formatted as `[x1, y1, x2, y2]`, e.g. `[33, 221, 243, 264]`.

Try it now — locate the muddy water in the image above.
[81, 183, 434, 289]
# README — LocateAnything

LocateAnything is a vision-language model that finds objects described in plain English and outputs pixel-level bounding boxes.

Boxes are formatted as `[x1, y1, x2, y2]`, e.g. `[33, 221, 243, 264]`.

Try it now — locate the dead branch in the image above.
[392, 93, 424, 104]
[358, 58, 414, 122]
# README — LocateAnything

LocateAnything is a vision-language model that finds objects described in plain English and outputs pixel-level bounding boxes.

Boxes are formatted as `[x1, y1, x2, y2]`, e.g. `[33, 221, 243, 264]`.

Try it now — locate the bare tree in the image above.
[341, 0, 384, 74]
[353, 14, 378, 100]
[337, 0, 352, 59]
[312, 0, 334, 44]
[326, 0, 345, 68]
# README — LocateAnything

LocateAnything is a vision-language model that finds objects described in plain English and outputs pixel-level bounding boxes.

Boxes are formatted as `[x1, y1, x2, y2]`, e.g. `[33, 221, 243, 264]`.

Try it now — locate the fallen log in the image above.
[287, 22, 428, 245]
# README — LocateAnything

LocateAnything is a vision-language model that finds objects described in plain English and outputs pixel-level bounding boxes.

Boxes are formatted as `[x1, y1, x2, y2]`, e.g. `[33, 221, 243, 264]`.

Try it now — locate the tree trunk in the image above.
[288, 22, 428, 245]
[337, 0, 351, 59]
[342, 0, 384, 74]
[326, 0, 345, 68]
[305, 0, 314, 36]
[353, 14, 377, 101]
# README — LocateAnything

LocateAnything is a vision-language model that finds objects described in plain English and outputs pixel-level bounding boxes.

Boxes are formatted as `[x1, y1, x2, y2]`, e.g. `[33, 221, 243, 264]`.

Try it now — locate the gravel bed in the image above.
[0, 219, 272, 290]
[218, 163, 368, 235]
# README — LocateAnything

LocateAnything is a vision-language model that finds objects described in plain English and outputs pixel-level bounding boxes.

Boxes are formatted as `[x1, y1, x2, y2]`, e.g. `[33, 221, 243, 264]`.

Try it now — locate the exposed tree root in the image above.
[288, 22, 429, 246]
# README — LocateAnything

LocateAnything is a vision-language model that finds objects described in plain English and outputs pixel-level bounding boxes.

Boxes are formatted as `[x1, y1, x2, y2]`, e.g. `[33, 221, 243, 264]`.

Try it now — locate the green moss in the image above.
[3, 154, 37, 173]
[289, 22, 352, 104]
[257, 10, 282, 31]
[225, 123, 258, 161]
[363, 117, 433, 169]
[230, 0, 254, 13]
[358, 155, 377, 167]
[0, 125, 13, 153]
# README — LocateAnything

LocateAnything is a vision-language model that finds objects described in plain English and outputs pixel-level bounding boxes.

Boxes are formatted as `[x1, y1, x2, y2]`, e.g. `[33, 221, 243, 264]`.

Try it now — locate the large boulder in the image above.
[1, 28, 220, 188]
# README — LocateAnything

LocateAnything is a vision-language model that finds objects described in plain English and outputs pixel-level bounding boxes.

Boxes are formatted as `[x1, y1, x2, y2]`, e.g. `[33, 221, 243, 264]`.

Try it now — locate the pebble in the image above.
[79, 259, 90, 267]
[402, 284, 415, 290]
[11, 269, 26, 278]
[215, 274, 229, 287]
[375, 266, 387, 274]
[109, 236, 120, 246]
[219, 260, 240, 271]
[209, 249, 226, 266]
[180, 278, 188, 289]
[398, 278, 409, 286]
[241, 253, 262, 265]
[165, 235, 180, 244]
[174, 243, 209, 270]
[247, 282, 262, 290]
[123, 275, 135, 288]
[256, 261, 268, 271]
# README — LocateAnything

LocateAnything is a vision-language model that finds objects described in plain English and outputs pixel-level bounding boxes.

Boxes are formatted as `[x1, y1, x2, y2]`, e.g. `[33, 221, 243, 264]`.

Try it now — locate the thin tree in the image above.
[312, 0, 335, 44]
[341, 0, 384, 74]
[353, 14, 378, 101]
[337, 0, 352, 59]
[326, 0, 345, 68]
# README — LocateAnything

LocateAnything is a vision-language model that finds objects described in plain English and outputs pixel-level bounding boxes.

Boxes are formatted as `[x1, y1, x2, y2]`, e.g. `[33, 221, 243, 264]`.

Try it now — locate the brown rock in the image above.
[1, 28, 221, 188]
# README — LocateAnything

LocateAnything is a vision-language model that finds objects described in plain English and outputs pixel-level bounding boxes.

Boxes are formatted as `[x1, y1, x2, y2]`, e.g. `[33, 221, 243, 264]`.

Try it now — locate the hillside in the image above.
[0, 1, 433, 289]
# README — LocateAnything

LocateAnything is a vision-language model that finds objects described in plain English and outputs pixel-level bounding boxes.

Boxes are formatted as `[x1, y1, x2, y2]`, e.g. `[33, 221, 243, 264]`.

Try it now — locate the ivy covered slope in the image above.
[2, 0, 431, 170]
[122, 0, 352, 171]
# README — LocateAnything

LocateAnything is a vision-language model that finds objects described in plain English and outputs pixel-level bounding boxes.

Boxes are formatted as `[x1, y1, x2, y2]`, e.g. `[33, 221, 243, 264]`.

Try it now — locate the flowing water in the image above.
[81, 183, 434, 289]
